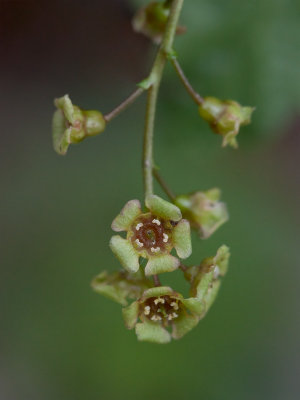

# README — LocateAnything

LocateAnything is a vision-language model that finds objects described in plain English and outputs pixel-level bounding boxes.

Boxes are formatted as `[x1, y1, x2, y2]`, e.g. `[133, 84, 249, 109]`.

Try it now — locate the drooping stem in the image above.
[104, 87, 144, 123]
[171, 58, 204, 105]
[143, 0, 184, 200]
[153, 169, 176, 202]
[153, 274, 162, 287]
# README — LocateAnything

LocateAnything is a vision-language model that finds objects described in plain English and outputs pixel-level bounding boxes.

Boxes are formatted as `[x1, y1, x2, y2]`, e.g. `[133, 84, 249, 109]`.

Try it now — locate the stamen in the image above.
[151, 315, 162, 321]
[135, 223, 143, 231]
[168, 314, 174, 321]
[144, 306, 150, 315]
[170, 302, 179, 310]
[172, 312, 178, 319]
[152, 219, 161, 226]
[135, 239, 144, 248]
[150, 247, 160, 253]
[154, 298, 165, 305]
[163, 233, 169, 243]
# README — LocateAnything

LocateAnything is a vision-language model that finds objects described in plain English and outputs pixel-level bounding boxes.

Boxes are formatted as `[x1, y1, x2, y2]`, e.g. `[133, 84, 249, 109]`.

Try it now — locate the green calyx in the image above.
[175, 188, 228, 239]
[198, 96, 255, 148]
[52, 95, 106, 155]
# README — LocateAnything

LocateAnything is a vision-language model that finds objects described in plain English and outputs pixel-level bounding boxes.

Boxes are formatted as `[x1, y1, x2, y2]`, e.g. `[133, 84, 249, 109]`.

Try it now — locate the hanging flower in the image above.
[122, 286, 204, 343]
[175, 188, 228, 239]
[110, 195, 192, 276]
[52, 94, 106, 155]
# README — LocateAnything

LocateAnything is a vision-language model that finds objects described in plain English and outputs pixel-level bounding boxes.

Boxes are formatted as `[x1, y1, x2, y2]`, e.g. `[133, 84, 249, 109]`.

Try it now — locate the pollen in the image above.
[144, 306, 151, 315]
[163, 233, 169, 243]
[170, 301, 179, 310]
[135, 238, 144, 247]
[150, 246, 160, 253]
[154, 298, 165, 305]
[151, 315, 162, 321]
[152, 219, 161, 226]
[172, 312, 179, 319]
[135, 223, 143, 231]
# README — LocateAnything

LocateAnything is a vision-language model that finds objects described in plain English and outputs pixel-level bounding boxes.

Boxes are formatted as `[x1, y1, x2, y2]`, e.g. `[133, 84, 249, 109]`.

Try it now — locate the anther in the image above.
[144, 306, 150, 315]
[135, 223, 143, 231]
[150, 247, 160, 253]
[154, 298, 165, 305]
[135, 239, 144, 248]
[152, 219, 161, 226]
[170, 302, 179, 310]
[163, 233, 169, 243]
[172, 312, 178, 319]
[151, 315, 162, 321]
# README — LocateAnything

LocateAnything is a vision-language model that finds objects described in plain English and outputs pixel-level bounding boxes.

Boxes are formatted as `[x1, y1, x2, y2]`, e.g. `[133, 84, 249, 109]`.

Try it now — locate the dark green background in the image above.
[1, 0, 299, 399]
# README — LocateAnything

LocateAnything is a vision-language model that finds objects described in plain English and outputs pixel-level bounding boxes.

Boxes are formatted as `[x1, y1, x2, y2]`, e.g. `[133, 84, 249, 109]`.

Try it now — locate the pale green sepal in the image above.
[109, 235, 139, 273]
[123, 301, 139, 329]
[173, 219, 192, 259]
[141, 286, 176, 301]
[111, 200, 142, 232]
[55, 94, 74, 124]
[144, 254, 180, 276]
[181, 297, 204, 316]
[91, 271, 128, 306]
[52, 110, 70, 155]
[83, 110, 106, 137]
[172, 313, 199, 340]
[215, 245, 230, 276]
[146, 195, 182, 221]
[136, 320, 171, 344]
[192, 269, 214, 300]
[204, 280, 221, 313]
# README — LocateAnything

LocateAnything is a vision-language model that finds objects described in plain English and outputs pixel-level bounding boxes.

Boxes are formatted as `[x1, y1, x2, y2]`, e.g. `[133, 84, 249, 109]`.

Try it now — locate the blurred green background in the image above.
[1, 0, 300, 399]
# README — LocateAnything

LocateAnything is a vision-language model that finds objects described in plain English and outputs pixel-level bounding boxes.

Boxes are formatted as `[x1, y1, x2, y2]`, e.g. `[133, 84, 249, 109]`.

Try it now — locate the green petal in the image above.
[111, 200, 142, 232]
[144, 254, 180, 276]
[123, 301, 139, 329]
[141, 286, 177, 301]
[146, 195, 182, 221]
[52, 110, 70, 155]
[54, 94, 75, 124]
[135, 320, 171, 344]
[109, 236, 139, 273]
[181, 298, 204, 316]
[173, 219, 192, 259]
[91, 271, 128, 306]
[204, 280, 221, 313]
[172, 313, 199, 340]
[214, 245, 230, 276]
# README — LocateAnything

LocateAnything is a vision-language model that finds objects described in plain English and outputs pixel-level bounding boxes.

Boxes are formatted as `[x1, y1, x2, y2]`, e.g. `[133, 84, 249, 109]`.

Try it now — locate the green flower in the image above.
[91, 269, 153, 306]
[110, 195, 192, 276]
[132, 1, 185, 44]
[198, 96, 255, 148]
[52, 94, 106, 155]
[123, 286, 204, 343]
[185, 245, 230, 314]
[175, 188, 228, 239]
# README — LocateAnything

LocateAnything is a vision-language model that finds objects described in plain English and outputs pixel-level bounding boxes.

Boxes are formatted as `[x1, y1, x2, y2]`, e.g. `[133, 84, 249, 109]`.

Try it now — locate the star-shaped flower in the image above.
[122, 286, 204, 343]
[175, 188, 228, 239]
[110, 195, 192, 276]
[52, 94, 106, 155]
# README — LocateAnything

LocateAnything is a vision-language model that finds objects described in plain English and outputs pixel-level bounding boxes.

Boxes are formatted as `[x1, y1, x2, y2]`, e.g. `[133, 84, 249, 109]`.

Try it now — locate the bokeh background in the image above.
[1, 0, 300, 399]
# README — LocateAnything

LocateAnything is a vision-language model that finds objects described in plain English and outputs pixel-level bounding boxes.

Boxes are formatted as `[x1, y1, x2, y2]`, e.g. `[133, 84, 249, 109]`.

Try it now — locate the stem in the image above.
[143, 0, 184, 200]
[153, 169, 176, 201]
[153, 274, 162, 287]
[171, 58, 204, 105]
[104, 87, 144, 123]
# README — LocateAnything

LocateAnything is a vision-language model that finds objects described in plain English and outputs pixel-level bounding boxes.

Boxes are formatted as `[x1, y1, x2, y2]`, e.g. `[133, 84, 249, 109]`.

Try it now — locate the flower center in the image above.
[131, 214, 172, 254]
[142, 295, 180, 322]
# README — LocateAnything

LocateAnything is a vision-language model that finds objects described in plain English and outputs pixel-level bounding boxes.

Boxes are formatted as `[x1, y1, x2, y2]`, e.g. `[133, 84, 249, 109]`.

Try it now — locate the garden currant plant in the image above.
[52, 0, 254, 343]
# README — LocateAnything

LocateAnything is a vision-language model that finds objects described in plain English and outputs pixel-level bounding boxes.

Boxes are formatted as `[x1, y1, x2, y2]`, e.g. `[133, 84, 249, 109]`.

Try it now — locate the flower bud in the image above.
[198, 96, 255, 148]
[52, 95, 106, 155]
[132, 1, 185, 44]
[175, 188, 228, 239]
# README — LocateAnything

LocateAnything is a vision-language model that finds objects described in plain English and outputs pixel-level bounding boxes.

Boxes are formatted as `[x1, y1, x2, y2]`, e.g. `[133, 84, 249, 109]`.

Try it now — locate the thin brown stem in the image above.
[153, 274, 162, 287]
[153, 169, 176, 202]
[171, 58, 204, 105]
[104, 87, 144, 123]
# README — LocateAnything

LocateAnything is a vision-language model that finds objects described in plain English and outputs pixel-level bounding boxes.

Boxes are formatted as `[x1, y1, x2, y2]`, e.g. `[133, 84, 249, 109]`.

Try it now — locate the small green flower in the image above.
[175, 188, 228, 239]
[52, 94, 106, 155]
[123, 286, 204, 343]
[185, 245, 230, 314]
[91, 269, 153, 306]
[132, 1, 185, 44]
[198, 96, 255, 148]
[110, 195, 192, 276]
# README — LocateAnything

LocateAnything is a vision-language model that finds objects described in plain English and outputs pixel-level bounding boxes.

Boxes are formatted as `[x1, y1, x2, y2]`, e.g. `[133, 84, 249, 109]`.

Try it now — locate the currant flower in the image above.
[198, 96, 255, 148]
[175, 188, 228, 239]
[185, 245, 230, 314]
[52, 94, 106, 155]
[110, 195, 192, 276]
[91, 269, 153, 306]
[123, 286, 204, 344]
